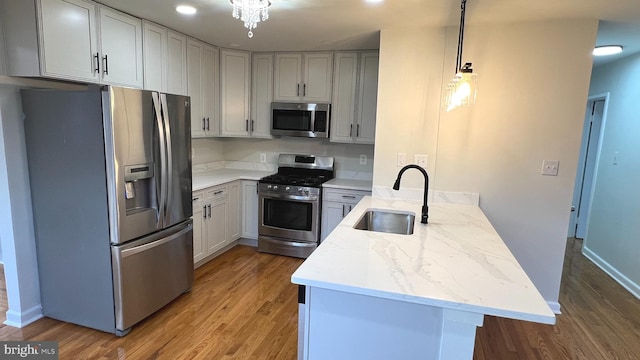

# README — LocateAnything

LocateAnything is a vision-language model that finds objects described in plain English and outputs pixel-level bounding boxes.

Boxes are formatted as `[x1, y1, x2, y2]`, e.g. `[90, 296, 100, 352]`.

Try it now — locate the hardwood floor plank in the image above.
[1, 238, 639, 359]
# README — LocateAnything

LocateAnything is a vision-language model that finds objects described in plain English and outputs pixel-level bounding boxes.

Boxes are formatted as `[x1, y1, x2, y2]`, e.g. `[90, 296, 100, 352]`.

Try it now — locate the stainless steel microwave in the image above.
[271, 102, 330, 138]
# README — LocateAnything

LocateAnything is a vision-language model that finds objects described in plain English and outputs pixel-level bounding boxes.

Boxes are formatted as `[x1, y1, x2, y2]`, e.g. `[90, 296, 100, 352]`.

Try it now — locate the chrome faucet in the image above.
[393, 164, 429, 224]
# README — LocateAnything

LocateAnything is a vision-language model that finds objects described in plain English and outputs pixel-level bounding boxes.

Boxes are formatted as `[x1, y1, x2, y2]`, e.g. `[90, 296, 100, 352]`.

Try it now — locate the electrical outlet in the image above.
[415, 154, 428, 168]
[359, 154, 367, 165]
[260, 153, 267, 163]
[541, 160, 559, 176]
[397, 153, 407, 167]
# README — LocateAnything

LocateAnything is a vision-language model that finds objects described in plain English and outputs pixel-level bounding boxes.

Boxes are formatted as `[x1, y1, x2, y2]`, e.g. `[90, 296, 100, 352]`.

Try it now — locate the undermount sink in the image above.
[353, 209, 416, 235]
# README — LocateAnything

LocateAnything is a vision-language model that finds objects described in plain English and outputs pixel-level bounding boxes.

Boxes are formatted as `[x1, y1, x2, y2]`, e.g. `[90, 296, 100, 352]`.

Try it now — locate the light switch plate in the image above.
[541, 160, 559, 176]
[415, 154, 428, 168]
[260, 153, 267, 163]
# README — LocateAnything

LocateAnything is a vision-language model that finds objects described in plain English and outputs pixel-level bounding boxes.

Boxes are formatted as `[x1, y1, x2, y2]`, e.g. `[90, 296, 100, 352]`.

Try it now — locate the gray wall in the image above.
[585, 53, 640, 298]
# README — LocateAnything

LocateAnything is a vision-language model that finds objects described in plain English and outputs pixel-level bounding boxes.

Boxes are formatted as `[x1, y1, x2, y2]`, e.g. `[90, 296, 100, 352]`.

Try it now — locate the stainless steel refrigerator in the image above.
[21, 86, 193, 336]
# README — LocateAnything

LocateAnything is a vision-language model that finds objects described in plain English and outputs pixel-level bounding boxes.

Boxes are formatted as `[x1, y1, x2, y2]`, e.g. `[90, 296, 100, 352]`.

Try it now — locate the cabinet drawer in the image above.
[323, 188, 370, 204]
[192, 191, 205, 208]
[206, 185, 228, 202]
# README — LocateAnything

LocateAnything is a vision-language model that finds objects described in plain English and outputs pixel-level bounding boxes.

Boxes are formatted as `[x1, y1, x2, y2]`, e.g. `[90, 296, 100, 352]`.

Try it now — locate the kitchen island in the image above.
[291, 196, 555, 360]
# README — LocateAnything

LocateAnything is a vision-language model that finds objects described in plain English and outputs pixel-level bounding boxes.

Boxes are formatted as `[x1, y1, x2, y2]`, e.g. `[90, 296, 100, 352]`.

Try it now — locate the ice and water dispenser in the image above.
[123, 163, 156, 215]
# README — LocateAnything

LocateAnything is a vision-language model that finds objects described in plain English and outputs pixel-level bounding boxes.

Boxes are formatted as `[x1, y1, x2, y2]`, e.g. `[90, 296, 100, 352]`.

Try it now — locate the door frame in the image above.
[568, 92, 610, 238]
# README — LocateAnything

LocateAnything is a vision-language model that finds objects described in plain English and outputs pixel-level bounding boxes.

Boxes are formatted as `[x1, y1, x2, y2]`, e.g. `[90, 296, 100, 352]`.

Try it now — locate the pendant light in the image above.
[443, 0, 478, 112]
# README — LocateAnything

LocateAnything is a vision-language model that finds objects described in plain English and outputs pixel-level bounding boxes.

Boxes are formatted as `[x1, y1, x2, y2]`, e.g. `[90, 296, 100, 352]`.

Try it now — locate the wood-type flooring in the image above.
[0, 239, 638, 359]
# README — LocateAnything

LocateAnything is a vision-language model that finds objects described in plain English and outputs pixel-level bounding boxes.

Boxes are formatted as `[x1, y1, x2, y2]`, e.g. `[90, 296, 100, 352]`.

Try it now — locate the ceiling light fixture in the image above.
[176, 5, 197, 15]
[593, 45, 623, 56]
[443, 0, 477, 112]
[229, 0, 271, 38]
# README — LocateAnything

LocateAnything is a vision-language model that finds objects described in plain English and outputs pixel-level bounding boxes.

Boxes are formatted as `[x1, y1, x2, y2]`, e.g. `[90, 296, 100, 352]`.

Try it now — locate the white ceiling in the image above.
[97, 0, 640, 65]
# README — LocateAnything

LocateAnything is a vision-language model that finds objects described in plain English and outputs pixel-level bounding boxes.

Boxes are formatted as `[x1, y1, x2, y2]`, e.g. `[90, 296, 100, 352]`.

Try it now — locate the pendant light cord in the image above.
[455, 0, 467, 74]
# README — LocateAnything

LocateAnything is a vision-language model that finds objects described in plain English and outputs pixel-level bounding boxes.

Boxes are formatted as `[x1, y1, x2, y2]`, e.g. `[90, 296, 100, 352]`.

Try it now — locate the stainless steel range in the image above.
[258, 154, 335, 258]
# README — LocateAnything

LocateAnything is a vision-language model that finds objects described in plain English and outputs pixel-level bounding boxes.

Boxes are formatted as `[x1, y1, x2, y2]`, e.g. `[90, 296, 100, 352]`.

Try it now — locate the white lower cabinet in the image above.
[192, 181, 243, 267]
[321, 188, 371, 241]
[241, 181, 259, 239]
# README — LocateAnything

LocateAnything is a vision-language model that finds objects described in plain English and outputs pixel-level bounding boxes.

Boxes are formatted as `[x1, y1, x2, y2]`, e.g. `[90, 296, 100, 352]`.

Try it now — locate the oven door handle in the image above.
[259, 193, 319, 202]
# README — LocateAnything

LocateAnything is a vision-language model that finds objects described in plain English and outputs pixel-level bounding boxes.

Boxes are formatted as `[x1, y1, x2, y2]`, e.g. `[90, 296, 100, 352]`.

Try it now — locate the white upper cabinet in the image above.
[202, 44, 220, 135]
[274, 52, 333, 102]
[37, 0, 99, 82]
[166, 31, 188, 96]
[142, 21, 187, 95]
[98, 6, 143, 88]
[330, 51, 379, 144]
[250, 53, 274, 138]
[220, 49, 251, 137]
[2, 0, 143, 87]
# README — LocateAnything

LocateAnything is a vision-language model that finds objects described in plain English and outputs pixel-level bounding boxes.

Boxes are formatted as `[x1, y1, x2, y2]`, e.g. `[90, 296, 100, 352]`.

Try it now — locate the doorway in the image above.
[568, 94, 608, 239]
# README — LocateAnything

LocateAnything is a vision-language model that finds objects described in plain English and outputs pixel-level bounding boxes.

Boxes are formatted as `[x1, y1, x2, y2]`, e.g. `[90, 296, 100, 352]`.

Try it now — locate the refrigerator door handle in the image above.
[152, 92, 167, 226]
[119, 222, 192, 258]
[160, 94, 173, 225]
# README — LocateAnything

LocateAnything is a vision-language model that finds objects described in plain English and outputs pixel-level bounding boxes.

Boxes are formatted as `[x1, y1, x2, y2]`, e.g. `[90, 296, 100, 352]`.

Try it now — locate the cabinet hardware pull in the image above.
[94, 52, 100, 73]
[342, 195, 356, 199]
[251, 120, 254, 132]
[303, 83, 306, 96]
[206, 117, 210, 131]
[203, 205, 207, 219]
[103, 55, 109, 75]
[357, 124, 360, 137]
[193, 197, 200, 201]
[349, 124, 353, 137]
[214, 190, 224, 195]
[245, 119, 249, 132]
[202, 118, 206, 131]
[207, 204, 212, 218]
[297, 83, 300, 96]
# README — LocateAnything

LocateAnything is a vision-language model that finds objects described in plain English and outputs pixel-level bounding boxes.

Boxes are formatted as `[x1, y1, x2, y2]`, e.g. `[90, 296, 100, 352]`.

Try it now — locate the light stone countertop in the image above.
[323, 178, 372, 191]
[192, 168, 274, 191]
[291, 196, 556, 325]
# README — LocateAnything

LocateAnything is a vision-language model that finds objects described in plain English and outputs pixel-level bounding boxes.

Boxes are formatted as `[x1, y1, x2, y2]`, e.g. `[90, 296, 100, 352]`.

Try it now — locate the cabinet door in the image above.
[251, 53, 274, 138]
[187, 39, 204, 137]
[142, 21, 166, 92]
[167, 31, 188, 96]
[273, 53, 302, 101]
[330, 53, 358, 143]
[37, 0, 99, 82]
[220, 49, 251, 137]
[202, 45, 219, 136]
[192, 195, 206, 264]
[321, 201, 347, 242]
[241, 181, 259, 239]
[355, 52, 379, 144]
[207, 201, 227, 255]
[303, 53, 333, 102]
[98, 6, 143, 88]
[227, 181, 241, 242]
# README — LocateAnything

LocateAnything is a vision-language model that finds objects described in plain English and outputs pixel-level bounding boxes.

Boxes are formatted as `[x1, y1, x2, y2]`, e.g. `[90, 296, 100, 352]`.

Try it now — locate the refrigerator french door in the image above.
[22, 86, 193, 336]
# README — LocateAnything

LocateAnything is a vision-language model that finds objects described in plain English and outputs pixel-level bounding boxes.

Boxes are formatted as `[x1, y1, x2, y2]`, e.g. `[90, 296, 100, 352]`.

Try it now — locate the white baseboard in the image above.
[3, 305, 43, 328]
[546, 301, 561, 314]
[582, 245, 640, 300]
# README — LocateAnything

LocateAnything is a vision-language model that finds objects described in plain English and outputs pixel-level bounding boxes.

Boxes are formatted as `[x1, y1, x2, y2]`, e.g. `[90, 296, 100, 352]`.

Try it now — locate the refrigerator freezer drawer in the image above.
[111, 220, 194, 333]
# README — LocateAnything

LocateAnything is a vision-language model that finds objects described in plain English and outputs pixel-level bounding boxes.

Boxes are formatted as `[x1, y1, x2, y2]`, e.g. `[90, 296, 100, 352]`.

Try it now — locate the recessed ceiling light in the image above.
[176, 5, 197, 15]
[593, 45, 623, 56]
[365, 0, 384, 3]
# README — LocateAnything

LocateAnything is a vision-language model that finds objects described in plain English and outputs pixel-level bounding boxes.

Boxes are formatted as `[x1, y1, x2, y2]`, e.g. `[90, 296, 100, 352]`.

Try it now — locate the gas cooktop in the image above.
[259, 154, 335, 189]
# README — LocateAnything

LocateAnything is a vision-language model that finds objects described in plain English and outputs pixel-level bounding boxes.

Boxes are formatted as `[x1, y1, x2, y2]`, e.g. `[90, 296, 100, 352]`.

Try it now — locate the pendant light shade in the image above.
[443, 0, 477, 112]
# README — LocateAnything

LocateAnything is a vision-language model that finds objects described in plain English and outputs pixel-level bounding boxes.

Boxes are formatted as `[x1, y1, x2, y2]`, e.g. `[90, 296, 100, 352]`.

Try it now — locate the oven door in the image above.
[258, 192, 319, 243]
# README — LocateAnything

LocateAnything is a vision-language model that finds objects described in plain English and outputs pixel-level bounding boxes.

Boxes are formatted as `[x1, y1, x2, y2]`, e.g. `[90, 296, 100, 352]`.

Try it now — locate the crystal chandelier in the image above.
[442, 0, 478, 112]
[229, 0, 271, 38]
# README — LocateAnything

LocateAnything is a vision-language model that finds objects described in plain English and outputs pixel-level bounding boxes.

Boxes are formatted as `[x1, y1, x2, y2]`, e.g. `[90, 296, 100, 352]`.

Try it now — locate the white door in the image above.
[187, 39, 204, 137]
[274, 53, 302, 101]
[330, 52, 358, 143]
[142, 21, 166, 92]
[202, 45, 219, 136]
[37, 0, 99, 82]
[220, 49, 251, 137]
[303, 53, 333, 102]
[570, 98, 605, 239]
[251, 53, 274, 138]
[98, 7, 143, 88]
[166, 31, 188, 96]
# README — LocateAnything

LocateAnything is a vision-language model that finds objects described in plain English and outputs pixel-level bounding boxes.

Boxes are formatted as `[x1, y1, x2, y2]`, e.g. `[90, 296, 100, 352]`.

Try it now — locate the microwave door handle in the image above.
[310, 109, 316, 136]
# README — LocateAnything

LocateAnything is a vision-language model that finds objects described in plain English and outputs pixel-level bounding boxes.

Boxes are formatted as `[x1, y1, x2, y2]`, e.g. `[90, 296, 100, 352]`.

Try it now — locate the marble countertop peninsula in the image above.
[291, 196, 556, 325]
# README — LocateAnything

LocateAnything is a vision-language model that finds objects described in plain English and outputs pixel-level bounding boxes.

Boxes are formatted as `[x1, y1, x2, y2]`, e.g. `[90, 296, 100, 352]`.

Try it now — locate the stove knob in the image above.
[267, 185, 272, 190]
[297, 187, 304, 193]
[285, 186, 291, 191]
[273, 185, 278, 190]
